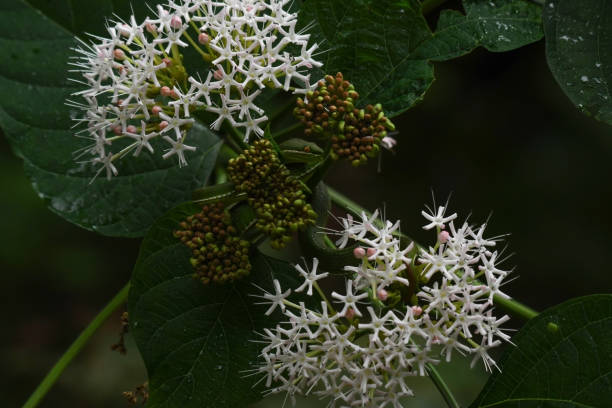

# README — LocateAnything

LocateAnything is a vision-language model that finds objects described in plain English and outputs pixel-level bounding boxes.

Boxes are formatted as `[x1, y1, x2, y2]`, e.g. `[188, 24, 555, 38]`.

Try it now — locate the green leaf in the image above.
[298, 0, 435, 117]
[279, 138, 324, 163]
[470, 294, 612, 408]
[0, 1, 222, 237]
[128, 202, 300, 408]
[414, 0, 543, 61]
[23, 0, 166, 37]
[544, 0, 612, 125]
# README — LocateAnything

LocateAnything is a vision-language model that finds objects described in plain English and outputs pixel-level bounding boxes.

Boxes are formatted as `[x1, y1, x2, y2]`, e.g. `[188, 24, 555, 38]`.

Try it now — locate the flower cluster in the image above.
[252, 205, 512, 407]
[70, 0, 321, 179]
[293, 72, 396, 166]
[227, 139, 317, 248]
[174, 202, 251, 284]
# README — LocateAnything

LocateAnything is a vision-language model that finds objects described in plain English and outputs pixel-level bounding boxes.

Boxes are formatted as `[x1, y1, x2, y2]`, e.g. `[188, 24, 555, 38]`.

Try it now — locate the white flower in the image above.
[69, 0, 322, 179]
[124, 121, 156, 156]
[253, 206, 514, 406]
[421, 205, 458, 230]
[331, 279, 368, 317]
[161, 135, 196, 167]
[294, 258, 328, 296]
[253, 279, 291, 316]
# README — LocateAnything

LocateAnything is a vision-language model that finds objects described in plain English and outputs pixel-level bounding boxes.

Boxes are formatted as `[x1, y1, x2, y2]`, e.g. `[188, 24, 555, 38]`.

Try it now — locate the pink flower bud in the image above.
[113, 49, 125, 60]
[145, 22, 157, 34]
[152, 106, 162, 115]
[170, 15, 182, 29]
[411, 305, 423, 316]
[381, 136, 397, 150]
[169, 89, 178, 99]
[214, 68, 224, 80]
[366, 247, 376, 258]
[162, 57, 172, 67]
[116, 99, 124, 106]
[353, 247, 366, 259]
[112, 126, 122, 135]
[118, 24, 130, 37]
[198, 33, 210, 45]
[377, 289, 388, 301]
[438, 230, 450, 244]
[344, 307, 356, 320]
[126, 125, 137, 133]
[160, 86, 172, 97]
[159, 121, 169, 130]
[432, 335, 441, 344]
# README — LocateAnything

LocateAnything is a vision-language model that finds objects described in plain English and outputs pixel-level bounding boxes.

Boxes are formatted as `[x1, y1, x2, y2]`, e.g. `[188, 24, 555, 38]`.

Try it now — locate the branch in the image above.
[23, 283, 131, 408]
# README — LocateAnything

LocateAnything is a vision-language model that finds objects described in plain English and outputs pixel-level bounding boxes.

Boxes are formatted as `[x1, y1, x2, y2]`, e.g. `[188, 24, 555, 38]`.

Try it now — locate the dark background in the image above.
[3, 28, 612, 408]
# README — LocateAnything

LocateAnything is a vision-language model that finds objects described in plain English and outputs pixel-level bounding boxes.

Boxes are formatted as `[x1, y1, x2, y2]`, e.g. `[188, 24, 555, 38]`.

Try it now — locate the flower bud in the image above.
[145, 22, 157, 34]
[113, 49, 125, 60]
[411, 305, 423, 316]
[126, 125, 137, 133]
[381, 136, 397, 150]
[159, 121, 169, 130]
[118, 24, 130, 37]
[160, 86, 172, 96]
[170, 15, 182, 29]
[438, 230, 450, 244]
[344, 307, 356, 320]
[377, 288, 388, 301]
[198, 33, 210, 44]
[151, 105, 162, 115]
[353, 247, 366, 259]
[366, 247, 376, 258]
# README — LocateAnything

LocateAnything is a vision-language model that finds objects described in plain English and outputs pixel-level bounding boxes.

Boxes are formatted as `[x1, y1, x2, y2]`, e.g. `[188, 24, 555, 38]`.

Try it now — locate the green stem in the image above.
[322, 235, 336, 249]
[421, 0, 450, 15]
[493, 295, 539, 320]
[23, 283, 130, 408]
[426, 363, 461, 408]
[326, 186, 539, 321]
[327, 186, 366, 219]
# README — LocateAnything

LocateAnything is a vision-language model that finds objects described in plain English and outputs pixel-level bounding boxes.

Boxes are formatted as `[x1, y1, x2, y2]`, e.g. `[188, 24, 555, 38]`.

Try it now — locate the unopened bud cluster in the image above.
[174, 203, 250, 285]
[227, 140, 316, 248]
[294, 72, 395, 166]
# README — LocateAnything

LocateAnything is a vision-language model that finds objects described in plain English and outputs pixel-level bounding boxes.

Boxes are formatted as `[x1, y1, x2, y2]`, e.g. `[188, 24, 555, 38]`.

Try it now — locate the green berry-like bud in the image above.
[174, 203, 251, 286]
[226, 139, 318, 248]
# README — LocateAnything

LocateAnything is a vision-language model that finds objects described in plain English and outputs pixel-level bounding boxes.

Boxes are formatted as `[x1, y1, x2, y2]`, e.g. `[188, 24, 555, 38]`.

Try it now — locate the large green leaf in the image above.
[544, 0, 612, 125]
[470, 294, 612, 408]
[0, 1, 222, 237]
[128, 202, 300, 408]
[415, 0, 543, 61]
[23, 0, 167, 37]
[298, 0, 435, 117]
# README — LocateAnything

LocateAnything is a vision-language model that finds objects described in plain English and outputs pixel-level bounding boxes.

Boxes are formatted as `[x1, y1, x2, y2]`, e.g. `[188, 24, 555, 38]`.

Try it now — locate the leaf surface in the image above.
[415, 0, 543, 61]
[544, 0, 612, 124]
[0, 1, 221, 237]
[298, 0, 435, 117]
[128, 202, 301, 408]
[470, 294, 612, 408]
